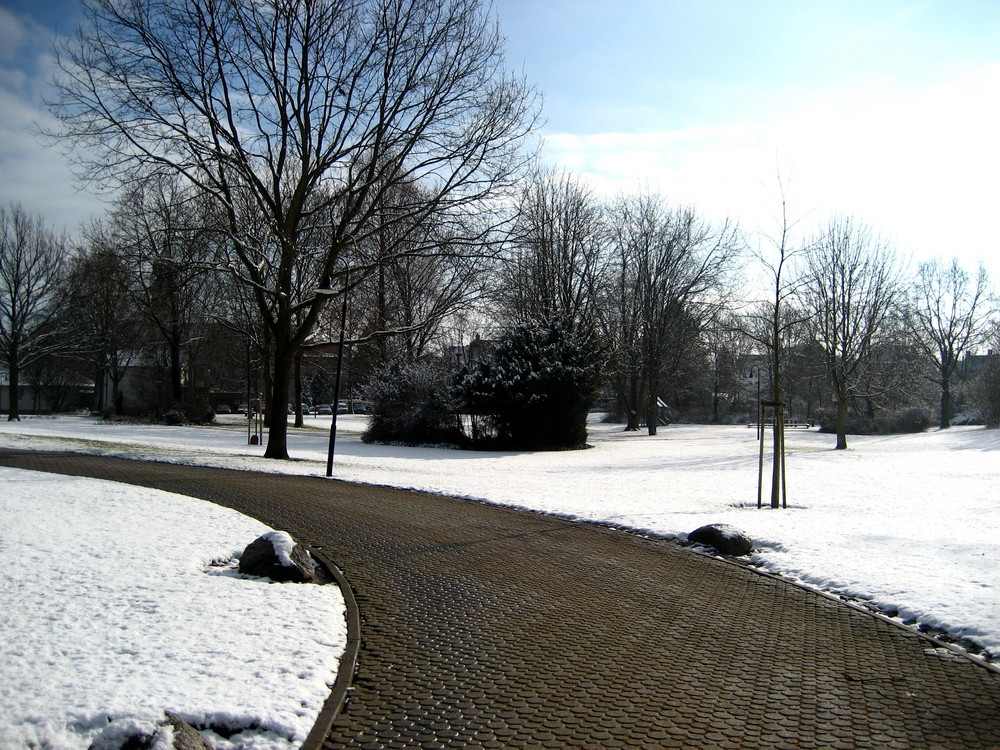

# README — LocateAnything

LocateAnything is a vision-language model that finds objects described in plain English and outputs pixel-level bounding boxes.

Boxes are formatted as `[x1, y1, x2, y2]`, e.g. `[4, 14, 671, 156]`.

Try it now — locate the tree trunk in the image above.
[623, 375, 641, 431]
[835, 398, 849, 450]
[110, 369, 123, 415]
[7, 362, 21, 421]
[93, 361, 105, 412]
[940, 375, 952, 429]
[646, 378, 659, 437]
[264, 341, 293, 460]
[169, 335, 183, 404]
[770, 409, 782, 508]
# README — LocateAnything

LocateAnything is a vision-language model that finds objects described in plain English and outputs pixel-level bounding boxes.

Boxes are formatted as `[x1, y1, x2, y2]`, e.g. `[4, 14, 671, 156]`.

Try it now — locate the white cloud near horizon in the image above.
[540, 61, 1000, 274]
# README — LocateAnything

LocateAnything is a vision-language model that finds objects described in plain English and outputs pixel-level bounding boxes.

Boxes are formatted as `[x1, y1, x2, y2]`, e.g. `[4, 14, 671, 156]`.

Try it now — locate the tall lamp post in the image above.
[314, 268, 350, 477]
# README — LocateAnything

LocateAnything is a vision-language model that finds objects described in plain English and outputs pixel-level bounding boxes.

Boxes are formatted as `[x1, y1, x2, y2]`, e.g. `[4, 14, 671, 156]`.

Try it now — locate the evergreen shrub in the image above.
[453, 318, 605, 450]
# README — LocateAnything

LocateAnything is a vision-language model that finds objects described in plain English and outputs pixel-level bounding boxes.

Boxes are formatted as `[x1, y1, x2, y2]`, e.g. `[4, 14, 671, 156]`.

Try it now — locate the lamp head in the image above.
[313, 279, 338, 297]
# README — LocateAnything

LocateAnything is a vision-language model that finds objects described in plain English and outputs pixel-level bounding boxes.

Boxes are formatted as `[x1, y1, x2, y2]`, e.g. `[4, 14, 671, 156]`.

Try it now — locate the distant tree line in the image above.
[1, 0, 996, 451]
[4, 159, 995, 450]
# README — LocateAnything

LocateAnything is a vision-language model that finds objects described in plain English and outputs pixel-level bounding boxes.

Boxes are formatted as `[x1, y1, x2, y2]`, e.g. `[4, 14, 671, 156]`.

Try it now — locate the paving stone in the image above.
[4, 447, 1000, 749]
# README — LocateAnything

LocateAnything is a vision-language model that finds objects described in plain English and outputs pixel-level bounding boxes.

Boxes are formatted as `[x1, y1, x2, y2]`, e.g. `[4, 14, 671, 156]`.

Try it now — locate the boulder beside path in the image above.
[238, 530, 316, 582]
[688, 523, 754, 556]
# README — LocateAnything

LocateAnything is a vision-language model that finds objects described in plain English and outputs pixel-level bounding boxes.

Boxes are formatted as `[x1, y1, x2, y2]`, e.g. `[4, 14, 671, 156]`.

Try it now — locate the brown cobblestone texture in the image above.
[2, 448, 999, 749]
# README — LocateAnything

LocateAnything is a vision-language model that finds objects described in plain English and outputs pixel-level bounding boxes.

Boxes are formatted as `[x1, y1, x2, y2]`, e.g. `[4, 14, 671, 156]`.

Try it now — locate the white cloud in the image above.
[0, 6, 105, 232]
[539, 62, 1000, 276]
[0, 8, 28, 63]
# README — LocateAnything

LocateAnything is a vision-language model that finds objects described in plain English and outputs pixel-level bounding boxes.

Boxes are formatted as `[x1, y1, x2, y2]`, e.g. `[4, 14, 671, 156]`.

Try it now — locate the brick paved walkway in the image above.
[3, 448, 1000, 749]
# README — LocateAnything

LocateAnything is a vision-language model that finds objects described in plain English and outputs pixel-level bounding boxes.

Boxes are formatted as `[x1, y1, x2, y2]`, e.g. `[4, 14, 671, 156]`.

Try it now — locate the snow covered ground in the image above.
[1, 413, 998, 747]
[0, 465, 347, 750]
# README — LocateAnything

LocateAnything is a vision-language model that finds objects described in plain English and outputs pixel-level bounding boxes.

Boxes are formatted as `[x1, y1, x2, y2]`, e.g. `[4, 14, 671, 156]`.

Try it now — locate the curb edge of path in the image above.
[580, 511, 1000, 678]
[680, 540, 1000, 678]
[300, 548, 362, 750]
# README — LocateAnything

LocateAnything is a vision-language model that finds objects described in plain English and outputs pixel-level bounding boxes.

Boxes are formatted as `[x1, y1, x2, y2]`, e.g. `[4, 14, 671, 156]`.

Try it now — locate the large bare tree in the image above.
[803, 216, 906, 449]
[604, 192, 741, 434]
[908, 258, 993, 428]
[51, 0, 537, 458]
[0, 204, 72, 421]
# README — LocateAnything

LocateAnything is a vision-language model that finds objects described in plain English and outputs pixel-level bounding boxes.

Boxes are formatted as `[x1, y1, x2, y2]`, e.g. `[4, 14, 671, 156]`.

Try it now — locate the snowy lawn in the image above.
[0, 466, 346, 750]
[1, 414, 998, 702]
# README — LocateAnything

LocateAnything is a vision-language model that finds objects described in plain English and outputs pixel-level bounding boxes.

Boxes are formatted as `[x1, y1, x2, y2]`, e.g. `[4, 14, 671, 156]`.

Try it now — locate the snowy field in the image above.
[0, 465, 347, 750]
[1, 413, 998, 747]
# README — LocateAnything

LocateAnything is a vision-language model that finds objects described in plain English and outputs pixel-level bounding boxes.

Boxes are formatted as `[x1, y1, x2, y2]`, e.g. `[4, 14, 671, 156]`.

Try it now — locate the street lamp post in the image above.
[314, 268, 350, 477]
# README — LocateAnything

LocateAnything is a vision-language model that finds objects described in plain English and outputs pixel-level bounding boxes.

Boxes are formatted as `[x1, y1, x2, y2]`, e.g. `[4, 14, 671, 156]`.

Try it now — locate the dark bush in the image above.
[189, 402, 216, 424]
[362, 357, 465, 447]
[159, 402, 215, 425]
[815, 406, 931, 435]
[161, 409, 186, 425]
[813, 407, 874, 435]
[875, 407, 931, 434]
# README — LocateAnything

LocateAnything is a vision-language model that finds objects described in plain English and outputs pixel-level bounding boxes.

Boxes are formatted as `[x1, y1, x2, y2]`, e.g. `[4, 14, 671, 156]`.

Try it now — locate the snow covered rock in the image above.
[238, 530, 316, 583]
[688, 524, 754, 556]
[88, 712, 212, 750]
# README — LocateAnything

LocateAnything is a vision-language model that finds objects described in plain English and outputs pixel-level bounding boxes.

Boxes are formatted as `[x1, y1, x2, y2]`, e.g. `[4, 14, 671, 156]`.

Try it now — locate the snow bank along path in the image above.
[0, 467, 347, 750]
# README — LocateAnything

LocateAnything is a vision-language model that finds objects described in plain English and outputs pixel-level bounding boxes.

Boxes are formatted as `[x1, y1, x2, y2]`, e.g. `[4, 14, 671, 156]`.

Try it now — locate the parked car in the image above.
[316, 404, 333, 415]
[216, 404, 232, 414]
[301, 404, 311, 415]
[337, 401, 349, 414]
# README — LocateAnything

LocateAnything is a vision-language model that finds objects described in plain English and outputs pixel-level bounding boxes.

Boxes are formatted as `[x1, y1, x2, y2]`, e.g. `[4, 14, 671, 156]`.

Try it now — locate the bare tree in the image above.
[703, 315, 757, 422]
[51, 0, 538, 458]
[908, 258, 994, 428]
[494, 168, 607, 328]
[803, 216, 907, 449]
[604, 192, 742, 434]
[344, 180, 491, 367]
[68, 234, 145, 414]
[105, 177, 218, 410]
[741, 174, 814, 409]
[0, 204, 73, 421]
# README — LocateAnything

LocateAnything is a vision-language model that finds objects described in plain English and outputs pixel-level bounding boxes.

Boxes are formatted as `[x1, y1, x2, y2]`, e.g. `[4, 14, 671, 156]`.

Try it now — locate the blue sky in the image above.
[3, 0, 1000, 275]
[496, 1, 1000, 132]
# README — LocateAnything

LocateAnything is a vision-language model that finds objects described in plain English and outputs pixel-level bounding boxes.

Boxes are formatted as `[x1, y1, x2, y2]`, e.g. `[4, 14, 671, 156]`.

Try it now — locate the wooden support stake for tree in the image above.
[757, 401, 787, 509]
